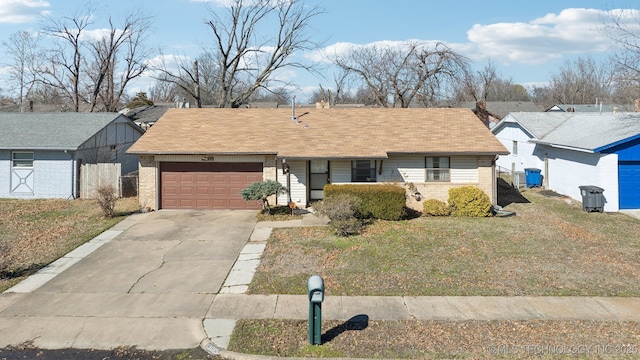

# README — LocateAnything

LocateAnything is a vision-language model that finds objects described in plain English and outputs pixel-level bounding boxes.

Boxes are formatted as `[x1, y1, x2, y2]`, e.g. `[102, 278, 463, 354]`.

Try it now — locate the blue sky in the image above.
[0, 0, 637, 102]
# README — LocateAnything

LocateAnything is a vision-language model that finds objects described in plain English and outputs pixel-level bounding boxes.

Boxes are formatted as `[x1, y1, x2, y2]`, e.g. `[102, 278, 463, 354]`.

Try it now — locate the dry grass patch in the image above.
[249, 190, 640, 296]
[230, 319, 640, 359]
[0, 197, 139, 292]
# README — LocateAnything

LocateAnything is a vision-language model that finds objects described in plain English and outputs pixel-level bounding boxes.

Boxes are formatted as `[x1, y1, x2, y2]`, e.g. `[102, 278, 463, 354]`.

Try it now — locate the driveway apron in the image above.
[0, 210, 257, 350]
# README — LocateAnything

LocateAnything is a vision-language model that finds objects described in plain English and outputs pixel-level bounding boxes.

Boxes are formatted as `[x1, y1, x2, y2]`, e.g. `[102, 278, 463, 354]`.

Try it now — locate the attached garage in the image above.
[160, 162, 263, 210]
[619, 161, 640, 210]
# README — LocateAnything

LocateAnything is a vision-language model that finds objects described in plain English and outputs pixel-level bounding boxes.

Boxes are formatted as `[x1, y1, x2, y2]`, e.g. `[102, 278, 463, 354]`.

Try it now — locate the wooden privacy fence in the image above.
[80, 163, 121, 199]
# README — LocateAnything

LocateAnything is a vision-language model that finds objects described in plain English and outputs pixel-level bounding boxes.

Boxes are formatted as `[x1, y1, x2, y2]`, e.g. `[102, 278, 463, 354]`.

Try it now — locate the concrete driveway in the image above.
[0, 210, 257, 350]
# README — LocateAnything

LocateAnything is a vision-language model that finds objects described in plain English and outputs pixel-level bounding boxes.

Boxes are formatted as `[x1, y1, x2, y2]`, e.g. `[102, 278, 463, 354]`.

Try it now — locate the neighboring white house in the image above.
[0, 113, 144, 199]
[491, 112, 640, 212]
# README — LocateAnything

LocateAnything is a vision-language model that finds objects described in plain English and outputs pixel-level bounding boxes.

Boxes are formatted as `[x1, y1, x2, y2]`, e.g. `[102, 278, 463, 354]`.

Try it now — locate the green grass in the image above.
[249, 190, 640, 297]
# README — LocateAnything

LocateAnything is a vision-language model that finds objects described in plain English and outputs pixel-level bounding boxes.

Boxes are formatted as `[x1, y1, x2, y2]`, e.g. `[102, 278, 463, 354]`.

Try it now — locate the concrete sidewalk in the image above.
[206, 294, 640, 322]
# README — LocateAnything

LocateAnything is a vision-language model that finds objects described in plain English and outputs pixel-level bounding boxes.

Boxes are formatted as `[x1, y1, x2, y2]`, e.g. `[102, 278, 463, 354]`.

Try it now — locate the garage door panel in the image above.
[196, 174, 211, 183]
[620, 161, 640, 209]
[160, 162, 263, 210]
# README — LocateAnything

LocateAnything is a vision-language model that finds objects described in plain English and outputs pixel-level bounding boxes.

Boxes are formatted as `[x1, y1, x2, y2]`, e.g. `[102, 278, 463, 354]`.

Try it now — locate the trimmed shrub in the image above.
[241, 180, 287, 213]
[314, 194, 364, 236]
[324, 184, 406, 220]
[448, 186, 492, 217]
[422, 199, 450, 216]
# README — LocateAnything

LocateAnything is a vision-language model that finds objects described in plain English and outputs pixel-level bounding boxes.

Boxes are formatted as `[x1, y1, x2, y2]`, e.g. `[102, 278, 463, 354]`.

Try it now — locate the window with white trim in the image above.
[512, 141, 518, 155]
[351, 160, 377, 182]
[12, 151, 34, 168]
[426, 157, 450, 182]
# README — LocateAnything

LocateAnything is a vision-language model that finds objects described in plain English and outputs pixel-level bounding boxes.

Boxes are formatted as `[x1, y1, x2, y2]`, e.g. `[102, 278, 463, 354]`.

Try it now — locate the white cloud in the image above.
[145, 54, 192, 75]
[467, 8, 616, 65]
[0, 0, 50, 24]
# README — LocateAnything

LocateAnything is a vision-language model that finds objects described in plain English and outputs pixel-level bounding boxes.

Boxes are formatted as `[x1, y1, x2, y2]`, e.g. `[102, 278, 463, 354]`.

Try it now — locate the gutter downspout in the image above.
[69, 150, 77, 199]
[544, 154, 549, 189]
[492, 155, 498, 206]
[283, 159, 292, 205]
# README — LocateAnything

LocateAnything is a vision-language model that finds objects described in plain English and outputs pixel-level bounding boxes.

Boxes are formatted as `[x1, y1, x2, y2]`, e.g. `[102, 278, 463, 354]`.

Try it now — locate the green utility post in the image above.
[307, 275, 324, 345]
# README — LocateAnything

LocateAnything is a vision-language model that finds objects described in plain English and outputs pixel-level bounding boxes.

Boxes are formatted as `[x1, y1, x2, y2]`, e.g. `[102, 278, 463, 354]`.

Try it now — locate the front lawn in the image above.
[249, 190, 640, 297]
[230, 319, 640, 359]
[0, 197, 139, 292]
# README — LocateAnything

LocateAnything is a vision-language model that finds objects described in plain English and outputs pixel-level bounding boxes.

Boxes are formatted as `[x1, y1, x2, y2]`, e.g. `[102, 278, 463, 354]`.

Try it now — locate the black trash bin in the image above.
[579, 185, 604, 212]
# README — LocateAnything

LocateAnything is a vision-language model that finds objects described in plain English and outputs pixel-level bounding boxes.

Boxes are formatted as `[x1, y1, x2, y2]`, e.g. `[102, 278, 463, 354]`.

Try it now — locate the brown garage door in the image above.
[160, 162, 263, 210]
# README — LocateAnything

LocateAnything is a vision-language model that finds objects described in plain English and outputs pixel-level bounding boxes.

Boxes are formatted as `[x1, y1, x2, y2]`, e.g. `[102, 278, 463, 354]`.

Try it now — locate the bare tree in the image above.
[147, 79, 180, 103]
[86, 14, 152, 112]
[310, 67, 355, 106]
[333, 42, 468, 108]
[605, 9, 640, 82]
[603, 9, 640, 104]
[2, 31, 41, 111]
[152, 53, 223, 107]
[39, 7, 92, 112]
[205, 0, 323, 108]
[548, 56, 613, 104]
[453, 61, 530, 103]
[250, 86, 290, 104]
[37, 7, 153, 112]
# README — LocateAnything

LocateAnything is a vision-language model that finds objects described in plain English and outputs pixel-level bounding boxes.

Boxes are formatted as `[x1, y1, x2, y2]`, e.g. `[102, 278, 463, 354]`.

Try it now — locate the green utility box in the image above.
[307, 275, 324, 345]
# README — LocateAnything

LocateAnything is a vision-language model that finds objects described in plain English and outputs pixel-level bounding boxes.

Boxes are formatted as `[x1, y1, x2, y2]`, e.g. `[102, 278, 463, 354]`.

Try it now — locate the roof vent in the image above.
[291, 95, 296, 121]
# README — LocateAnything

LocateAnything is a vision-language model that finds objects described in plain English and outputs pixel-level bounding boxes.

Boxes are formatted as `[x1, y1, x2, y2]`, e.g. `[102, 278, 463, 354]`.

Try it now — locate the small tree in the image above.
[126, 92, 154, 109]
[240, 180, 287, 214]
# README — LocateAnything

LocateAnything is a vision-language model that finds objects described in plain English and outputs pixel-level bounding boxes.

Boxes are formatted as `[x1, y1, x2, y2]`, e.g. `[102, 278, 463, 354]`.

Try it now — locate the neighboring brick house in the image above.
[127, 108, 508, 211]
[0, 113, 144, 199]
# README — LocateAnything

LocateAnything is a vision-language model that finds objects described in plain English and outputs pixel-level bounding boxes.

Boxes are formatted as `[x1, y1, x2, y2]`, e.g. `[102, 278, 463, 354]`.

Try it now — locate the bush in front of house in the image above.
[422, 199, 451, 216]
[324, 184, 406, 220]
[448, 186, 492, 217]
[241, 180, 287, 214]
[314, 193, 364, 236]
[97, 184, 118, 218]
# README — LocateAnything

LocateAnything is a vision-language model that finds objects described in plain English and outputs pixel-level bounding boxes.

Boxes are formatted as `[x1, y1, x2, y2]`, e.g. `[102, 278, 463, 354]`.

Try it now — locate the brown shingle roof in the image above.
[127, 108, 508, 158]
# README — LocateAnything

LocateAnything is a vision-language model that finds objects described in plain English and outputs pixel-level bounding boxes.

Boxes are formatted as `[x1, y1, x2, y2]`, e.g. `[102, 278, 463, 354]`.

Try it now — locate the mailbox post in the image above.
[307, 275, 324, 345]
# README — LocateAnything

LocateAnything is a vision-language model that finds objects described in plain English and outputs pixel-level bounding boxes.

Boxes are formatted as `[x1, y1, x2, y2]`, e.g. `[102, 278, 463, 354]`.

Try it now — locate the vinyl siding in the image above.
[330, 160, 351, 183]
[77, 119, 142, 175]
[378, 155, 425, 182]
[277, 159, 307, 206]
[451, 156, 478, 183]
[493, 121, 541, 173]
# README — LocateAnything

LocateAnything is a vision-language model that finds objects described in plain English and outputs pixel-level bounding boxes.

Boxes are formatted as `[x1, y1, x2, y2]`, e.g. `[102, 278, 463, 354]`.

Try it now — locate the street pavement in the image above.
[1, 209, 640, 356]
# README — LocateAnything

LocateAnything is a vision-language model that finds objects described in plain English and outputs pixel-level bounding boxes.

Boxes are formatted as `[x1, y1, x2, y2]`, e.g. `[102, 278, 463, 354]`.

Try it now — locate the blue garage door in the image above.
[619, 161, 640, 209]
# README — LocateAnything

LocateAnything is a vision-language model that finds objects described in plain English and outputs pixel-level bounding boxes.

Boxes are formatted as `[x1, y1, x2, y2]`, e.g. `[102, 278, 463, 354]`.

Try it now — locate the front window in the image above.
[351, 160, 376, 182]
[426, 157, 450, 182]
[512, 141, 518, 155]
[12, 152, 34, 168]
